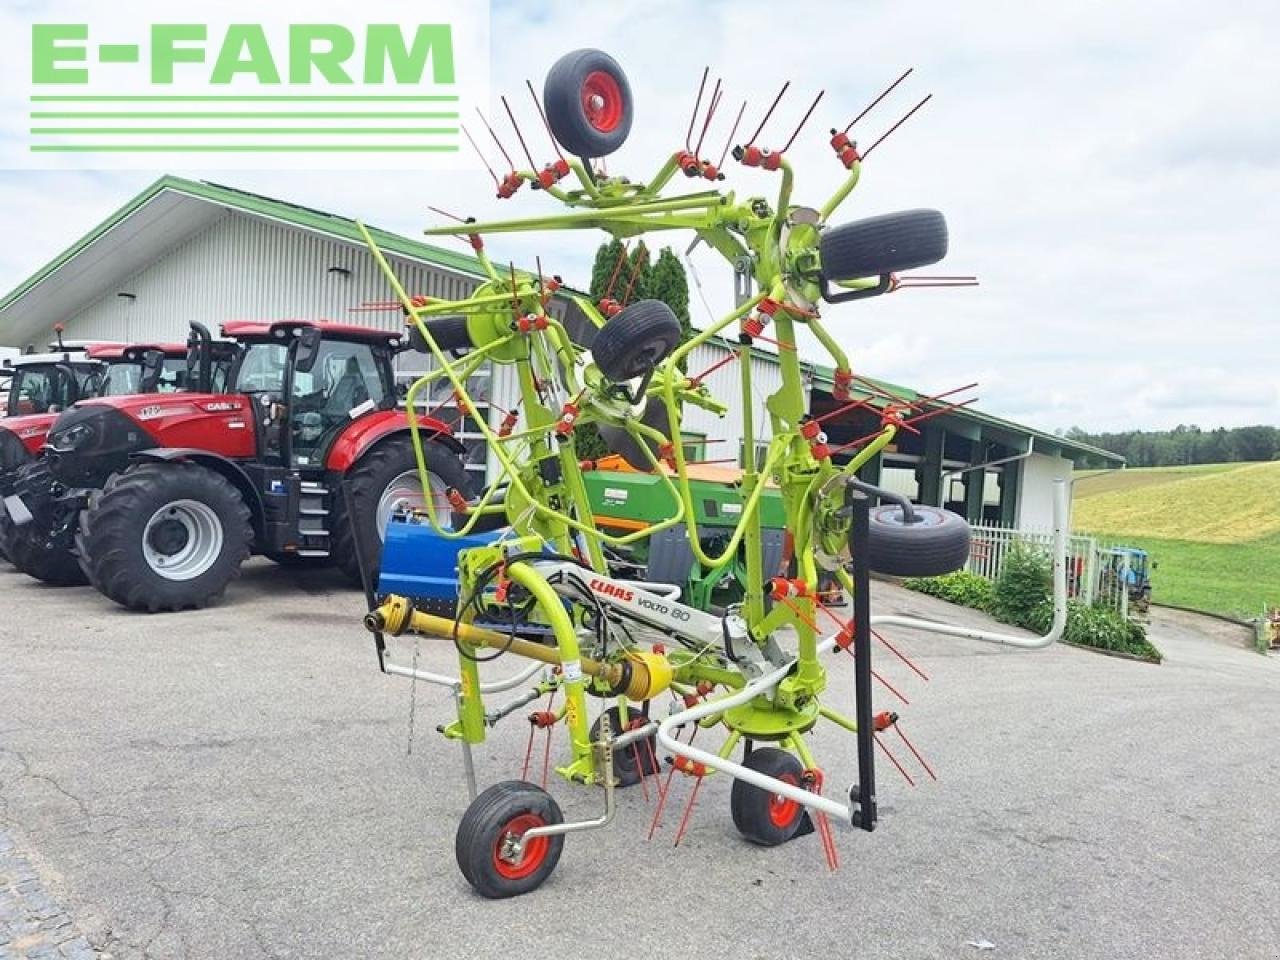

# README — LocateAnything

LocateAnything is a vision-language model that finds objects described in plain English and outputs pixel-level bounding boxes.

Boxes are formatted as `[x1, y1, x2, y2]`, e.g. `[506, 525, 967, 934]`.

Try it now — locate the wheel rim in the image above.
[581, 70, 623, 133]
[493, 813, 548, 880]
[142, 499, 224, 581]
[375, 469, 451, 539]
[768, 773, 801, 829]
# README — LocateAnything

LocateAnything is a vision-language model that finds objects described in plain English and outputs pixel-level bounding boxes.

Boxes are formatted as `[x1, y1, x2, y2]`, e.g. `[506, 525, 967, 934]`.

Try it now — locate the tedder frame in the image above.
[357, 47, 1069, 897]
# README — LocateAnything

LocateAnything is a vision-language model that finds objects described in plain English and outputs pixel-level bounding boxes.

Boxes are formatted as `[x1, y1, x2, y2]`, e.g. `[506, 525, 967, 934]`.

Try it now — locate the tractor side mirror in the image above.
[293, 326, 324, 374]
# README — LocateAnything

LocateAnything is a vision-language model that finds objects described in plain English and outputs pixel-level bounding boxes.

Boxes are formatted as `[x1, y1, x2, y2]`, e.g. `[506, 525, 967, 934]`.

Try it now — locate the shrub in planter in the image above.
[902, 570, 994, 611]
[991, 540, 1051, 627]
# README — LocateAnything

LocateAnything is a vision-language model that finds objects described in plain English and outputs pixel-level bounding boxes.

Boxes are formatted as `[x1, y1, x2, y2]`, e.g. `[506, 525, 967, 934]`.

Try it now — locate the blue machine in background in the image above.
[377, 513, 503, 612]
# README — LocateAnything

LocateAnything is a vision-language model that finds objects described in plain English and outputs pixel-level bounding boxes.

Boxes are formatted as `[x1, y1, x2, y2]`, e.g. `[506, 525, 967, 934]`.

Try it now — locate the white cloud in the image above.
[1, 0, 1278, 434]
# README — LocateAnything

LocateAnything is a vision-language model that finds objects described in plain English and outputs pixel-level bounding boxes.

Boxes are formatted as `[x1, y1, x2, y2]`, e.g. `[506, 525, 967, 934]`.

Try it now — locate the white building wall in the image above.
[1016, 451, 1074, 529]
[63, 210, 478, 344]
[680, 341, 792, 464]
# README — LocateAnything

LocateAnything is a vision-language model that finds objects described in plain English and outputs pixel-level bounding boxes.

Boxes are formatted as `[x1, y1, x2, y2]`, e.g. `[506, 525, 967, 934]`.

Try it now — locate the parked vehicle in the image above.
[0, 338, 210, 563]
[3, 319, 467, 611]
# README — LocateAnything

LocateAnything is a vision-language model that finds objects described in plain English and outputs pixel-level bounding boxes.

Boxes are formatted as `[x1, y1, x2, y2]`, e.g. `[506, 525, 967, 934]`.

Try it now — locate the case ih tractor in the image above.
[0, 338, 205, 563]
[3, 319, 468, 611]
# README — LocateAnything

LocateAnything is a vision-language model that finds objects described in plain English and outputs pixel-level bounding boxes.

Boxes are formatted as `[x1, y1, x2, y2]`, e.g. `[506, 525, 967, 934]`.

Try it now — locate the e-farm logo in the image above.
[9, 3, 489, 170]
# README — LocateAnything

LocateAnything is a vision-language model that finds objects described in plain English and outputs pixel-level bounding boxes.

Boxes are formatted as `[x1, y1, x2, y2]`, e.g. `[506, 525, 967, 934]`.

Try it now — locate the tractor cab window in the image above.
[233, 343, 289, 395]
[8, 367, 72, 415]
[99, 363, 142, 396]
[289, 340, 386, 466]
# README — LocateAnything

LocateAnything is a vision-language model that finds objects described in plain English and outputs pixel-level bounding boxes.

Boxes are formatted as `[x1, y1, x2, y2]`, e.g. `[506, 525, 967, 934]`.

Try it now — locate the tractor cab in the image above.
[222, 320, 399, 470]
[1, 351, 99, 417]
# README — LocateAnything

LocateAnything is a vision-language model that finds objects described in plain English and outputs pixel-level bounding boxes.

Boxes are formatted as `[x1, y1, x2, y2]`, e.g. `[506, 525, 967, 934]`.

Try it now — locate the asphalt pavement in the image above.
[1, 559, 1277, 959]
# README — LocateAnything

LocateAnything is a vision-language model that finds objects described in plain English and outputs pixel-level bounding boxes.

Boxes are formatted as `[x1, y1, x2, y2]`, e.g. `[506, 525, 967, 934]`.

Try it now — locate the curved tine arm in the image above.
[657, 663, 855, 824]
[868, 479, 1070, 650]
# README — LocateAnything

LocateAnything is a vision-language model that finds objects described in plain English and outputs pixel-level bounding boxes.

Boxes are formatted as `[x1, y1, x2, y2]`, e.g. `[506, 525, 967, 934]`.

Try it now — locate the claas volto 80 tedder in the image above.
[3, 319, 471, 610]
[353, 48, 1073, 898]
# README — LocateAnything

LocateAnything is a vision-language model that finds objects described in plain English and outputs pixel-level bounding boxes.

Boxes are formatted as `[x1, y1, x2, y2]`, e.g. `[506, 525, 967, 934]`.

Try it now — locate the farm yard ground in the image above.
[1, 559, 1278, 960]
[1075, 460, 1280, 619]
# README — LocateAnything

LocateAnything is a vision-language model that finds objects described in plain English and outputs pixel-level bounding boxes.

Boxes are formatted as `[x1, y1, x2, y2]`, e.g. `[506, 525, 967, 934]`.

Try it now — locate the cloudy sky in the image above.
[1, 0, 1277, 433]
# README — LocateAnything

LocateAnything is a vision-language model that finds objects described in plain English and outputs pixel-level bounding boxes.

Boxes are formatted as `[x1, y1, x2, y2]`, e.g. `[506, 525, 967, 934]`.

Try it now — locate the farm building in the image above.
[0, 176, 1122, 529]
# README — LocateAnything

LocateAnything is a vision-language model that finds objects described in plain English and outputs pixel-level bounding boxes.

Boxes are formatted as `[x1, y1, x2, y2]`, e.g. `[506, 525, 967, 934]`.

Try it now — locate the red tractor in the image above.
[3, 319, 469, 611]
[0, 337, 209, 564]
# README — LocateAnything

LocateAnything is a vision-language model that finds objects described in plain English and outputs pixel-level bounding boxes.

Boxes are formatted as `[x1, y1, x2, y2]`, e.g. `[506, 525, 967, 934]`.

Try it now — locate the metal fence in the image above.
[966, 523, 1134, 618]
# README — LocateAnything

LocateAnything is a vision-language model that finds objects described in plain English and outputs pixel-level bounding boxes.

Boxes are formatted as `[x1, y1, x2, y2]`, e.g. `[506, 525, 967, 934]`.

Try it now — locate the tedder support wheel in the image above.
[543, 48, 633, 159]
[456, 781, 565, 899]
[77, 462, 252, 612]
[730, 747, 810, 846]
[590, 299, 682, 384]
[590, 707, 659, 788]
[329, 435, 472, 589]
[819, 208, 949, 281]
[865, 504, 971, 577]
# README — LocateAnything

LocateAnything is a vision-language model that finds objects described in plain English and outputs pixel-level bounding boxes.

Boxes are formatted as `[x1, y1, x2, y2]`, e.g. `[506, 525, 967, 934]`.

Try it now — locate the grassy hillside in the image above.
[1073, 461, 1279, 620]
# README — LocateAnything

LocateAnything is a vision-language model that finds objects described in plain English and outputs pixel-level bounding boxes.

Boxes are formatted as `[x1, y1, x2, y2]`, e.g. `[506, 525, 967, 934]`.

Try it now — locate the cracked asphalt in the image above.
[1, 558, 1278, 959]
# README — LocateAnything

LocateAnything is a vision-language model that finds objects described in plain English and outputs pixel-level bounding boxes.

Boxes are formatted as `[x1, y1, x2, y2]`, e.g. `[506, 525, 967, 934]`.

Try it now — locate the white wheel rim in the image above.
[142, 499, 224, 581]
[375, 469, 452, 540]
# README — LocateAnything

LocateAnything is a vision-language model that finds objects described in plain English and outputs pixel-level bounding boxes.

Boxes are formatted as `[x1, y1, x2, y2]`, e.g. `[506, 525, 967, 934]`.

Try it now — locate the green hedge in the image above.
[903, 542, 1161, 663]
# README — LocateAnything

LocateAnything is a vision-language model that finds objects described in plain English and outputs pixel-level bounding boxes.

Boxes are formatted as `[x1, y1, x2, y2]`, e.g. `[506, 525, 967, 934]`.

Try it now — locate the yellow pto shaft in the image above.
[364, 594, 672, 701]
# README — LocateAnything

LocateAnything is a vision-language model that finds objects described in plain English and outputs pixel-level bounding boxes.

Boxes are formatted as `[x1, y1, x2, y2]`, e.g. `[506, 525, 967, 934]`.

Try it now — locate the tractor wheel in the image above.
[589, 706, 659, 788]
[820, 209, 949, 281]
[330, 436, 472, 589]
[590, 300, 682, 383]
[543, 48, 633, 159]
[864, 504, 970, 577]
[0, 508, 13, 564]
[596, 397, 669, 471]
[78, 463, 252, 612]
[730, 747, 810, 846]
[455, 781, 564, 899]
[8, 526, 87, 586]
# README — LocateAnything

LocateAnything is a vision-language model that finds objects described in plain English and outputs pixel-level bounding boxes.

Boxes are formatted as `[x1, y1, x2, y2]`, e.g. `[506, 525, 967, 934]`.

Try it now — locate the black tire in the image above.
[408, 316, 473, 355]
[455, 781, 564, 899]
[591, 300, 682, 383]
[0, 435, 32, 558]
[329, 435, 472, 588]
[78, 462, 253, 612]
[589, 707, 659, 788]
[597, 397, 669, 471]
[864, 504, 970, 577]
[8, 526, 86, 585]
[730, 747, 808, 846]
[543, 49, 633, 158]
[820, 209, 948, 281]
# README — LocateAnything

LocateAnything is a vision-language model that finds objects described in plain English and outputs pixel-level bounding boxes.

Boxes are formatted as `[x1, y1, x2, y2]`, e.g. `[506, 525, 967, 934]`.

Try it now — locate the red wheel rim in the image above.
[768, 773, 801, 829]
[581, 70, 624, 133]
[492, 813, 548, 880]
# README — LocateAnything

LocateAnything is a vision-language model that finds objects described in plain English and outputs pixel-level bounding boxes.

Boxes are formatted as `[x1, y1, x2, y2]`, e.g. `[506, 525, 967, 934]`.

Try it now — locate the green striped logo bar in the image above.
[9, 5, 490, 170]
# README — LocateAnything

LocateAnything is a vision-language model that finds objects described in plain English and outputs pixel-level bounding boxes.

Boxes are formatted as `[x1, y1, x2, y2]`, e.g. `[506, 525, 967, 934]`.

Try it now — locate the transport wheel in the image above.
[590, 706, 659, 788]
[597, 397, 669, 471]
[730, 747, 808, 846]
[590, 300, 682, 384]
[329, 436, 472, 588]
[78, 463, 252, 612]
[819, 209, 949, 281]
[543, 49, 633, 158]
[407, 316, 474, 355]
[455, 781, 565, 899]
[864, 504, 970, 577]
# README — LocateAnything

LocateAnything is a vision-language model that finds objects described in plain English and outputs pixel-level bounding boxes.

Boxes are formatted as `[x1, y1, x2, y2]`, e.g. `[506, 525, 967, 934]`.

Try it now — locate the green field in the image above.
[1074, 461, 1280, 620]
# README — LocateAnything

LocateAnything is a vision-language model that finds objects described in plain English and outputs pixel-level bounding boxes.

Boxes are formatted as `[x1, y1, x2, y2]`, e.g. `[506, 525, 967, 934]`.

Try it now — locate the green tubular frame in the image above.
[365, 125, 904, 766]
